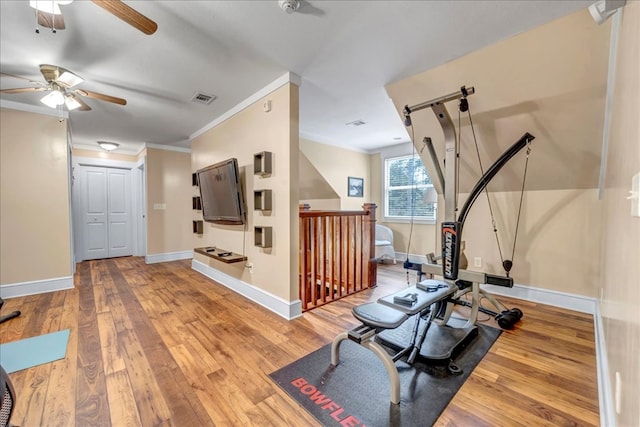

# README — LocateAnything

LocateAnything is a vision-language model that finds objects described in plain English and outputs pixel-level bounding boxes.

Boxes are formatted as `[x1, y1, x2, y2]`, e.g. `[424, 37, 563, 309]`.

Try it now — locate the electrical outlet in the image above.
[153, 203, 166, 210]
[246, 262, 254, 274]
[474, 257, 482, 268]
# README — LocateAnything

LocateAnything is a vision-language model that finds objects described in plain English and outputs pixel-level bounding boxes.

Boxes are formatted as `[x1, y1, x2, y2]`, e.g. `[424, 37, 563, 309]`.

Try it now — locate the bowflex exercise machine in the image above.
[331, 86, 533, 404]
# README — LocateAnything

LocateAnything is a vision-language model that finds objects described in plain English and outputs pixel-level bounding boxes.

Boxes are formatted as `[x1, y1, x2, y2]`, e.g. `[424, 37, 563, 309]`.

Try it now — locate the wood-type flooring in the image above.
[0, 257, 599, 426]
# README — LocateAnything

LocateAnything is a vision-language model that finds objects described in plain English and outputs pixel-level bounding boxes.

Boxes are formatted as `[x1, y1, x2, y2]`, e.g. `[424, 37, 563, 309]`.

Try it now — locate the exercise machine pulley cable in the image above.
[460, 99, 533, 277]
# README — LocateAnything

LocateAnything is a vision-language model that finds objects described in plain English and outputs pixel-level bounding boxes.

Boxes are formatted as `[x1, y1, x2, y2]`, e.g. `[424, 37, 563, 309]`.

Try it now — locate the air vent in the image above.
[346, 119, 366, 126]
[191, 92, 217, 105]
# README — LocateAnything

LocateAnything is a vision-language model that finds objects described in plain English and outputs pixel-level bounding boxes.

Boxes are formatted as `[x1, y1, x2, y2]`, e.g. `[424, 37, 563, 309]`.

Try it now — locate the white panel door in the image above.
[107, 168, 132, 257]
[81, 166, 108, 260]
[80, 165, 132, 260]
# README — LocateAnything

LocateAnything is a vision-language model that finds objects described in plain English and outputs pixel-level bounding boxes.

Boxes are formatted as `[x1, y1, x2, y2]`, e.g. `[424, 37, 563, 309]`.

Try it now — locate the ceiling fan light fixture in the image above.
[29, 0, 69, 15]
[40, 90, 65, 108]
[98, 141, 120, 152]
[64, 93, 81, 111]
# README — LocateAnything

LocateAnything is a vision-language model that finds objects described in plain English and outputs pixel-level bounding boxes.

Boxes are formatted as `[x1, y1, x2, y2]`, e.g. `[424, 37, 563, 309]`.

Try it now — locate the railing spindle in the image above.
[299, 204, 377, 311]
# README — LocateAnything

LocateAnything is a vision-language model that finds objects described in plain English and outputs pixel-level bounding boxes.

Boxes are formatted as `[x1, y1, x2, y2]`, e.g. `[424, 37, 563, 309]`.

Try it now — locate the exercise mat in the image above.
[269, 324, 500, 427]
[0, 329, 70, 373]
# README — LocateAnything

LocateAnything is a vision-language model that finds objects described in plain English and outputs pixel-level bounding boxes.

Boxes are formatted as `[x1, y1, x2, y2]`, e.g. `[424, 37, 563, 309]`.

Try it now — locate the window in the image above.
[384, 154, 436, 222]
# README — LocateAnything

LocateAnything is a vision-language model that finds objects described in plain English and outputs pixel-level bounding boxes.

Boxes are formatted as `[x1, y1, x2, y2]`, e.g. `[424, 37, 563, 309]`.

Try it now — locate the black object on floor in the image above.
[0, 297, 21, 324]
[269, 324, 501, 427]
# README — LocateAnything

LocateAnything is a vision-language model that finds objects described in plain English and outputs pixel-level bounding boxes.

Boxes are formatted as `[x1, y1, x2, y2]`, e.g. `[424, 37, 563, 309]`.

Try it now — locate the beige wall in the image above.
[73, 148, 139, 163]
[145, 147, 193, 255]
[300, 199, 340, 210]
[300, 138, 371, 210]
[191, 83, 299, 301]
[600, 3, 639, 426]
[461, 189, 602, 296]
[1, 108, 72, 285]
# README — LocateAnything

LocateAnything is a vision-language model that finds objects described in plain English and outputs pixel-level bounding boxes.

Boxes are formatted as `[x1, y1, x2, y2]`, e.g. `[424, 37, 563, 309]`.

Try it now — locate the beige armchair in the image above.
[375, 224, 396, 264]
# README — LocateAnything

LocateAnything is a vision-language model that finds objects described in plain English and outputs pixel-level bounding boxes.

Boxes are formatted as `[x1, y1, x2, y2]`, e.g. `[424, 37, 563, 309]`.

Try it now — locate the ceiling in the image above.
[0, 0, 594, 154]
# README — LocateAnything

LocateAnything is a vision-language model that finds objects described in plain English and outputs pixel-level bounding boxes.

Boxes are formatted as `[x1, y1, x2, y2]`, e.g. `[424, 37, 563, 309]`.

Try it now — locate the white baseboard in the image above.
[594, 303, 615, 427]
[191, 259, 302, 320]
[482, 283, 597, 314]
[145, 250, 193, 264]
[0, 276, 74, 299]
[394, 252, 427, 265]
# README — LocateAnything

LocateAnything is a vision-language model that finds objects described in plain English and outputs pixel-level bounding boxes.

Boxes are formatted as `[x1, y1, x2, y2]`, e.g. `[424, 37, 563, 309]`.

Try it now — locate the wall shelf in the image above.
[254, 226, 272, 248]
[193, 220, 203, 235]
[253, 151, 272, 177]
[194, 247, 247, 264]
[254, 189, 272, 211]
[193, 196, 202, 210]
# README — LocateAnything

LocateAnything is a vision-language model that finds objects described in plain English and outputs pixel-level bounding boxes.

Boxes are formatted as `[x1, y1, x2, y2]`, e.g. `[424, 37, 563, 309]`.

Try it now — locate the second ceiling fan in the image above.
[1, 64, 127, 112]
[30, 0, 157, 35]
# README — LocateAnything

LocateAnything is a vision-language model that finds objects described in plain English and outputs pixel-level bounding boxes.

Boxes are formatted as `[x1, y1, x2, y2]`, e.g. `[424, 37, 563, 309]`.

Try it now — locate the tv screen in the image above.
[197, 158, 246, 225]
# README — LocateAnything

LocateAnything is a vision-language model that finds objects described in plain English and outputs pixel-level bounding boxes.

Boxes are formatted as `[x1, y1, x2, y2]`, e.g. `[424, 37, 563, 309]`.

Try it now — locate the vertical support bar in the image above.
[431, 103, 457, 222]
[319, 217, 326, 303]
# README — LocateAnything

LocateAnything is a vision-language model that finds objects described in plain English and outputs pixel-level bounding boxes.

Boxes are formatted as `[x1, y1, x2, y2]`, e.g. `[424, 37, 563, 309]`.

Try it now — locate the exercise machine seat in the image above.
[352, 303, 408, 329]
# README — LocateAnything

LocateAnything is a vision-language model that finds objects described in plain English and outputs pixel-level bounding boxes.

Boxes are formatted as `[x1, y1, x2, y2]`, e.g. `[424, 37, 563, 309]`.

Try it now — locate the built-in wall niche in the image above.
[253, 151, 272, 177]
[254, 226, 272, 248]
[192, 172, 199, 186]
[193, 220, 203, 235]
[192, 196, 202, 210]
[254, 189, 272, 211]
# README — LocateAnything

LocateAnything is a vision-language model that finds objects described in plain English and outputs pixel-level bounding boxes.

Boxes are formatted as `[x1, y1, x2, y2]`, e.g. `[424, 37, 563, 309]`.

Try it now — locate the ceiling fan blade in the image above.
[91, 0, 157, 35]
[0, 72, 45, 85]
[68, 93, 92, 111]
[36, 11, 66, 30]
[76, 89, 127, 106]
[0, 87, 48, 94]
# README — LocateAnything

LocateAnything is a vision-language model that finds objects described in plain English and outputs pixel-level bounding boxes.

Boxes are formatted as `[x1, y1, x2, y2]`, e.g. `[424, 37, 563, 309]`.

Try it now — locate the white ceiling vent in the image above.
[190, 92, 217, 105]
[346, 119, 366, 127]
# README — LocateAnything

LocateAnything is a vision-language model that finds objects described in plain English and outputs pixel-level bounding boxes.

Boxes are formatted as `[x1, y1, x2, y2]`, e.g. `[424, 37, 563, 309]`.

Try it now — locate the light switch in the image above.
[630, 172, 639, 218]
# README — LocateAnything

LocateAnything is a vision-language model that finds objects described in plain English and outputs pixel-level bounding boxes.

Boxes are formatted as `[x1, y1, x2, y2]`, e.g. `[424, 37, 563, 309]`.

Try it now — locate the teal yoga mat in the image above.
[0, 329, 70, 373]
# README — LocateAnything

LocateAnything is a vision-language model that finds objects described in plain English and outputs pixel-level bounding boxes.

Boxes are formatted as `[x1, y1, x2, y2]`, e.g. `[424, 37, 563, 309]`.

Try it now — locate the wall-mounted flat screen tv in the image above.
[197, 158, 246, 225]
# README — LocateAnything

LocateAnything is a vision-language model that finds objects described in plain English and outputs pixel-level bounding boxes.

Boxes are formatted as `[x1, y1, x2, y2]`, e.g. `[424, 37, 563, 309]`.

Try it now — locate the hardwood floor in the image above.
[0, 257, 599, 426]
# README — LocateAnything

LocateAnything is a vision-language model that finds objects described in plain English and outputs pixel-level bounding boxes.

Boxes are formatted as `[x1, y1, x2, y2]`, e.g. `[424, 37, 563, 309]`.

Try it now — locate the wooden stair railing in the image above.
[299, 203, 377, 311]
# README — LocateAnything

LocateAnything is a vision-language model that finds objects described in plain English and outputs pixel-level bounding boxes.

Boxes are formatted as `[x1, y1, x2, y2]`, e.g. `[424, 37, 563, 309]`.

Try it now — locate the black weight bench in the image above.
[331, 279, 477, 404]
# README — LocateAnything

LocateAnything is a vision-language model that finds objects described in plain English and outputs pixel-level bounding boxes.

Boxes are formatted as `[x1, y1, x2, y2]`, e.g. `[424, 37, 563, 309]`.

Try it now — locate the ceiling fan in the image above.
[0, 64, 127, 112]
[30, 0, 157, 35]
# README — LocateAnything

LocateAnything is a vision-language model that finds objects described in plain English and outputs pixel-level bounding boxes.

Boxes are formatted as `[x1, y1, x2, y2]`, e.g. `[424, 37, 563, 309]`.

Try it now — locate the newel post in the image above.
[362, 203, 377, 288]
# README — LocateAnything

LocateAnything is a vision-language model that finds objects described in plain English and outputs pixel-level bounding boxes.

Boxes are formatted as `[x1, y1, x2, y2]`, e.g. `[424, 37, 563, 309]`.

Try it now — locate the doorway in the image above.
[72, 157, 145, 262]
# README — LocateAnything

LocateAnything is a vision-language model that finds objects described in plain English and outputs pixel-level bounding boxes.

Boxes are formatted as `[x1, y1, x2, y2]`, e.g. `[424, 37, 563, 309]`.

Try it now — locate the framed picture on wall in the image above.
[348, 176, 364, 197]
